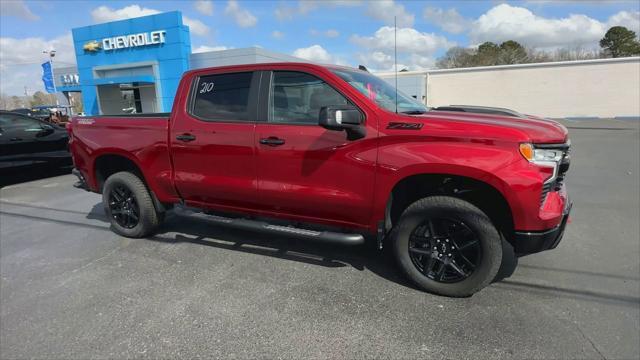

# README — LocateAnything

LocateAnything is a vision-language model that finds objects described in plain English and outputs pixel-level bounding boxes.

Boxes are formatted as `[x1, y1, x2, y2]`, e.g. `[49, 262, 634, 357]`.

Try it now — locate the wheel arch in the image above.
[381, 170, 516, 244]
[93, 151, 168, 212]
[92, 151, 146, 193]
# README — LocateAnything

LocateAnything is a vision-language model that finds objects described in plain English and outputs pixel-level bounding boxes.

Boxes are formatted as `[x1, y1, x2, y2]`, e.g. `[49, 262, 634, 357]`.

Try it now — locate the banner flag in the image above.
[41, 61, 56, 93]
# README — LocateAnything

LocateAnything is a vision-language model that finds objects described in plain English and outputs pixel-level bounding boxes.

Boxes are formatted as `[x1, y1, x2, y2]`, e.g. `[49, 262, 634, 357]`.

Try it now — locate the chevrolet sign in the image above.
[102, 30, 166, 51]
[83, 40, 101, 52]
[82, 30, 166, 52]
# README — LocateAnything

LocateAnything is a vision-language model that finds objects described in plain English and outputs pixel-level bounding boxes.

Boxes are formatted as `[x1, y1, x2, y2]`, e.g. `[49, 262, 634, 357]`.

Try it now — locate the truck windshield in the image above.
[331, 69, 427, 114]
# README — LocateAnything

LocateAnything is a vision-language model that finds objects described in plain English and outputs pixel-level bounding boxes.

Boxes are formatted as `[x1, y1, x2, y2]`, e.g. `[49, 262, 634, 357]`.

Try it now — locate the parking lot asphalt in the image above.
[1, 119, 638, 359]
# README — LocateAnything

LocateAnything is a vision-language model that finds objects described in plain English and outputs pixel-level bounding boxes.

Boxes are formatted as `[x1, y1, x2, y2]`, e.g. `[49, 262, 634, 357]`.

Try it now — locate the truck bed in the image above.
[69, 114, 177, 199]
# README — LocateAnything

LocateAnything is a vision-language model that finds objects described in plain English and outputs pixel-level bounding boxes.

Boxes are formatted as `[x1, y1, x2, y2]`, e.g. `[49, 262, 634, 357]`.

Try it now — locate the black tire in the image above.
[102, 171, 161, 238]
[391, 196, 502, 297]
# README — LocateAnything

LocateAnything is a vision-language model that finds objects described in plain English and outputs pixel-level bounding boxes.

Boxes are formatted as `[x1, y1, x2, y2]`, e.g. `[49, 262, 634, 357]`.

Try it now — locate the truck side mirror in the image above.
[319, 105, 366, 140]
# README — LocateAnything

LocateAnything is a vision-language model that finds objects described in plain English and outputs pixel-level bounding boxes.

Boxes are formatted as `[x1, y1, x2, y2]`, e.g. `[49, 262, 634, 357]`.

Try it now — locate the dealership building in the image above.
[54, 11, 300, 115]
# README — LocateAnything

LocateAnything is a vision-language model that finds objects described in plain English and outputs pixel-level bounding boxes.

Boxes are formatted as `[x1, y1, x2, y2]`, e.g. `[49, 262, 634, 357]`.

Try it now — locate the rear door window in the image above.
[191, 72, 254, 122]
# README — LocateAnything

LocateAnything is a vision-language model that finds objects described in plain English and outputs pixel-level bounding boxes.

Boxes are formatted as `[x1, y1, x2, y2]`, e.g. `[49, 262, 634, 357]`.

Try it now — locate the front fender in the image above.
[371, 139, 535, 231]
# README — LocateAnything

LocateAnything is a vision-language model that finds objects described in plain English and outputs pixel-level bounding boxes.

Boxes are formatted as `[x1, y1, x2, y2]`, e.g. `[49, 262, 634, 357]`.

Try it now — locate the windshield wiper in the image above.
[400, 110, 427, 115]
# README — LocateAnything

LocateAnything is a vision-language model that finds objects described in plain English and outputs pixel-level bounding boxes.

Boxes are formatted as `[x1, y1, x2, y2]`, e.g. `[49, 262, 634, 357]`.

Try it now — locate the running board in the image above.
[191, 212, 365, 245]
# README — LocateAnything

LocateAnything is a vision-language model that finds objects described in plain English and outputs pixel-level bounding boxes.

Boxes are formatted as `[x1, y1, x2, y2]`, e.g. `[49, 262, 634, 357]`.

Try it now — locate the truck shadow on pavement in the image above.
[2, 200, 637, 305]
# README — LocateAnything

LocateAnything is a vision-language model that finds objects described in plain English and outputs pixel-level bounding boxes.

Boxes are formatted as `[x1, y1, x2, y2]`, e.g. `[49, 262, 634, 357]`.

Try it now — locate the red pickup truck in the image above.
[68, 62, 571, 297]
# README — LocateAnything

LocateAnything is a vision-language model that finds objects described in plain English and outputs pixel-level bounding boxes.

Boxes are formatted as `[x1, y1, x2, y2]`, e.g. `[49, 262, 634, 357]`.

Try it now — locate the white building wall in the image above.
[139, 85, 157, 113]
[190, 47, 301, 70]
[427, 57, 640, 118]
[376, 57, 640, 118]
[96, 85, 123, 114]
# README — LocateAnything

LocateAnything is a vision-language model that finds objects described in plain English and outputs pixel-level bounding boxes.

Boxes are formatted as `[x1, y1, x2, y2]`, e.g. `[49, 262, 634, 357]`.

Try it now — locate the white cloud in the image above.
[351, 25, 452, 72]
[357, 51, 394, 70]
[183, 18, 210, 36]
[90, 5, 159, 22]
[271, 30, 285, 39]
[224, 0, 258, 28]
[366, 0, 414, 27]
[274, 6, 296, 21]
[275, 0, 361, 21]
[293, 45, 334, 63]
[607, 10, 640, 35]
[325, 29, 340, 38]
[310, 29, 340, 38]
[351, 26, 454, 56]
[90, 5, 210, 36]
[0, 0, 39, 21]
[0, 33, 76, 95]
[469, 4, 610, 49]
[424, 7, 469, 34]
[356, 51, 435, 72]
[193, 45, 230, 53]
[194, 0, 214, 16]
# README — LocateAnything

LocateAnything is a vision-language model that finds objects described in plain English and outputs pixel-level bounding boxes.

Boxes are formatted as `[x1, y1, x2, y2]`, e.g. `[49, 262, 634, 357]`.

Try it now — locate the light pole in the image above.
[42, 50, 58, 105]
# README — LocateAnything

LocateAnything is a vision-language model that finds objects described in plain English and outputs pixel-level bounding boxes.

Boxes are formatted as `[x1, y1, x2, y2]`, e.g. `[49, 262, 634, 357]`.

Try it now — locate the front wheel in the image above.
[102, 171, 162, 238]
[391, 196, 502, 297]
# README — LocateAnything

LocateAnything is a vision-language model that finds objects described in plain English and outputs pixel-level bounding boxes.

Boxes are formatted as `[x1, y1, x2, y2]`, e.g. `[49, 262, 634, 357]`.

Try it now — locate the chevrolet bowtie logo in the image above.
[83, 40, 101, 52]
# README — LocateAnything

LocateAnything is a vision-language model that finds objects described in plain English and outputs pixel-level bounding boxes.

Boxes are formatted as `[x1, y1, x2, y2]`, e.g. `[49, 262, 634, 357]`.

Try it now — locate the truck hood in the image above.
[416, 110, 568, 144]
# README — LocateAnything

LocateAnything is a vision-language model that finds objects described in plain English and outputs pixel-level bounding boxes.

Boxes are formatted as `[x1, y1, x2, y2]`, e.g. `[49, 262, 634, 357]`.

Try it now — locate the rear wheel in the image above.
[391, 196, 502, 297]
[103, 171, 161, 238]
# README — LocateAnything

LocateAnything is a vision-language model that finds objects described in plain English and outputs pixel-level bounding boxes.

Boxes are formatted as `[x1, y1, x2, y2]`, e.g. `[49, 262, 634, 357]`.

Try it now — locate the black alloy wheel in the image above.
[408, 218, 482, 283]
[108, 185, 140, 229]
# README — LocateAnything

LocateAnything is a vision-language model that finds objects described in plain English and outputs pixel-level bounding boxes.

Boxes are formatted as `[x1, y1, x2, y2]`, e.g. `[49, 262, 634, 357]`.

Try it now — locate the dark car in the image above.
[10, 107, 52, 121]
[0, 111, 72, 175]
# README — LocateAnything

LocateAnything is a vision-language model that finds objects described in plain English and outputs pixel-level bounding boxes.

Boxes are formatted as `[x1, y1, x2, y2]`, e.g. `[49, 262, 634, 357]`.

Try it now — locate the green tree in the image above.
[600, 26, 640, 58]
[476, 42, 501, 66]
[436, 47, 476, 69]
[498, 40, 529, 64]
[30, 91, 55, 107]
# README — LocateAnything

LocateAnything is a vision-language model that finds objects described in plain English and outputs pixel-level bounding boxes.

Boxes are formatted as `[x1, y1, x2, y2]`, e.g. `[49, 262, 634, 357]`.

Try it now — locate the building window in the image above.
[192, 72, 253, 121]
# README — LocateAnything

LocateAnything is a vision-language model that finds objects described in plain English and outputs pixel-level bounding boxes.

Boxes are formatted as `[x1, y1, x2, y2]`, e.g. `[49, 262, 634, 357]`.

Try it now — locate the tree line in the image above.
[436, 26, 640, 69]
[0, 91, 83, 112]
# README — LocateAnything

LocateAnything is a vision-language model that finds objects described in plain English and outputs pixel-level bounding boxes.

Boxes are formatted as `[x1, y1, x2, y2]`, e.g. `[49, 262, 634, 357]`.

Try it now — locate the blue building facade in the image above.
[60, 11, 191, 115]
[53, 11, 301, 115]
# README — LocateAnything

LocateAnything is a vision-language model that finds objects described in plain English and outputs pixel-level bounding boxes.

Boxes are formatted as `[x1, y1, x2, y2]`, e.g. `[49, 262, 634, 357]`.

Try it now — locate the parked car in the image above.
[0, 111, 72, 174]
[68, 63, 571, 297]
[10, 107, 51, 121]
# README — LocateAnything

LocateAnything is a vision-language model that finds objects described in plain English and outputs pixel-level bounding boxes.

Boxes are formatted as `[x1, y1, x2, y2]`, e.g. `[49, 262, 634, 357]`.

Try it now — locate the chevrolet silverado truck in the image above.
[68, 63, 572, 297]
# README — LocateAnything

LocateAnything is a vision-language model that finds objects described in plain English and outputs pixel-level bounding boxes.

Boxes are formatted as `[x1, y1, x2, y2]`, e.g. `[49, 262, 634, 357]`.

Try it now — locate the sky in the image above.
[1, 0, 639, 96]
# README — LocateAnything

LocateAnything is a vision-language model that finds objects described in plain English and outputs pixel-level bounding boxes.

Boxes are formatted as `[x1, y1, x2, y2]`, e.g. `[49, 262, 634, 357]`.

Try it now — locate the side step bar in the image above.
[191, 212, 365, 246]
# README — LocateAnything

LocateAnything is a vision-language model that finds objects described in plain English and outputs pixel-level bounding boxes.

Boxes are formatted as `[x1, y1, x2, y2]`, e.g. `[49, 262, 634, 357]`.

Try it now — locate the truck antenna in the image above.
[394, 16, 398, 114]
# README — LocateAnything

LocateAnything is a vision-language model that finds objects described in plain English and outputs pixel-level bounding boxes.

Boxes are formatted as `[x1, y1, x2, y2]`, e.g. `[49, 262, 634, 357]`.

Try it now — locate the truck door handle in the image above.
[176, 133, 196, 142]
[10, 137, 23, 141]
[259, 137, 285, 146]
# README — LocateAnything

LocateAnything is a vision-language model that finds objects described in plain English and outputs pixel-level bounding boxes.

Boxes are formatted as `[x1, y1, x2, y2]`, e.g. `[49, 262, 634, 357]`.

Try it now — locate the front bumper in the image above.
[513, 200, 572, 256]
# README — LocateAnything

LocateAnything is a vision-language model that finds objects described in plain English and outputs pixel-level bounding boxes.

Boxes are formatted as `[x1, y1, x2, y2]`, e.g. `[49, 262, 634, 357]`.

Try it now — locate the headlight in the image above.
[519, 143, 563, 183]
[519, 144, 564, 162]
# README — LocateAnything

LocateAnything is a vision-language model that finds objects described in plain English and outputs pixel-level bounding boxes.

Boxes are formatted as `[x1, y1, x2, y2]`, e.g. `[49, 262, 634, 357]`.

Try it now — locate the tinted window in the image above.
[0, 114, 42, 131]
[269, 71, 349, 124]
[192, 72, 253, 121]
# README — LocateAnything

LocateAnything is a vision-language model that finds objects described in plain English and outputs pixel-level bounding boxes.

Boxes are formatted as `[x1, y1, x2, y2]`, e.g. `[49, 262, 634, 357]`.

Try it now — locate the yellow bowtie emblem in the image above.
[83, 40, 101, 52]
